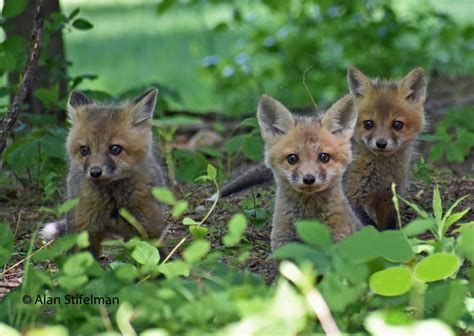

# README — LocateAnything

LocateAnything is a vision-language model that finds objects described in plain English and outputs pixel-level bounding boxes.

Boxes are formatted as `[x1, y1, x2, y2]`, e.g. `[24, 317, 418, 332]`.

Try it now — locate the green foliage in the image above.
[1, 185, 472, 334]
[158, 0, 474, 114]
[421, 107, 474, 164]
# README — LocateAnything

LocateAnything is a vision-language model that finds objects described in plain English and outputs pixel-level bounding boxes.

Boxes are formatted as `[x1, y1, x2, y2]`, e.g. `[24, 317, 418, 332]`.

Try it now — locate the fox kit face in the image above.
[258, 95, 356, 194]
[348, 67, 426, 156]
[66, 89, 158, 182]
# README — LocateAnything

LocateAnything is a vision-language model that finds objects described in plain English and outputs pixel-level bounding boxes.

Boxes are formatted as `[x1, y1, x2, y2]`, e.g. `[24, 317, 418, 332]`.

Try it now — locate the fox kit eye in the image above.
[287, 154, 298, 165]
[319, 152, 330, 163]
[363, 120, 374, 130]
[392, 120, 404, 130]
[110, 145, 122, 155]
[79, 146, 90, 156]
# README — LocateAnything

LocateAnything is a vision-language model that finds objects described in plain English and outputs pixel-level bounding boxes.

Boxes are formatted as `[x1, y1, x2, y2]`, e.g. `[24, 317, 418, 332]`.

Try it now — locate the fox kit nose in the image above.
[303, 174, 316, 185]
[376, 139, 387, 149]
[89, 167, 102, 178]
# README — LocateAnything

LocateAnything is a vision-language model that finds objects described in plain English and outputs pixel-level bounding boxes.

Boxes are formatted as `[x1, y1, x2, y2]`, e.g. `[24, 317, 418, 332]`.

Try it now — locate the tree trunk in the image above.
[5, 0, 67, 122]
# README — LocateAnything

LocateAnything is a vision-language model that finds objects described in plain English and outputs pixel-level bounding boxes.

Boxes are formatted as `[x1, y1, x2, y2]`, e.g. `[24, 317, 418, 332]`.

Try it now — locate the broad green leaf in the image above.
[158, 261, 190, 279]
[319, 273, 366, 311]
[25, 326, 68, 336]
[336, 226, 380, 262]
[377, 231, 414, 262]
[114, 263, 138, 283]
[223, 214, 247, 247]
[172, 201, 188, 218]
[58, 274, 88, 291]
[446, 144, 465, 163]
[242, 135, 264, 161]
[0, 223, 14, 267]
[0, 323, 21, 336]
[2, 0, 27, 18]
[207, 164, 217, 180]
[152, 187, 176, 205]
[183, 240, 210, 263]
[76, 231, 90, 248]
[369, 267, 412, 296]
[414, 253, 459, 282]
[131, 241, 160, 265]
[457, 225, 474, 261]
[273, 243, 331, 274]
[402, 218, 435, 237]
[183, 217, 199, 226]
[63, 252, 94, 276]
[295, 220, 332, 250]
[72, 18, 94, 30]
[57, 198, 79, 214]
[189, 226, 208, 239]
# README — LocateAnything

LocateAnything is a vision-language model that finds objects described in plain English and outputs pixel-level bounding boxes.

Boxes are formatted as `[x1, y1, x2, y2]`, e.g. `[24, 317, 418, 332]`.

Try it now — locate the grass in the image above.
[62, 1, 240, 113]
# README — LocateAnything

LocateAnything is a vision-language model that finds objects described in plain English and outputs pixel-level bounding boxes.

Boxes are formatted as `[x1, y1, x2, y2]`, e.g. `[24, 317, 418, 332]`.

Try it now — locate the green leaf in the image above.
[414, 253, 459, 282]
[207, 164, 217, 180]
[273, 243, 331, 274]
[319, 273, 366, 311]
[183, 240, 210, 263]
[295, 220, 332, 250]
[2, 0, 27, 18]
[444, 208, 470, 236]
[189, 226, 208, 239]
[68, 8, 80, 20]
[172, 201, 188, 218]
[0, 323, 21, 336]
[72, 18, 94, 30]
[377, 231, 414, 262]
[131, 241, 160, 265]
[242, 135, 264, 161]
[158, 261, 190, 279]
[152, 187, 176, 205]
[369, 267, 412, 296]
[183, 217, 199, 226]
[223, 214, 247, 247]
[33, 234, 79, 261]
[0, 53, 16, 71]
[398, 196, 430, 218]
[402, 218, 435, 237]
[63, 252, 94, 276]
[433, 185, 442, 224]
[113, 263, 138, 283]
[446, 144, 465, 163]
[0, 223, 14, 267]
[57, 198, 79, 214]
[457, 225, 474, 262]
[58, 274, 89, 291]
[336, 226, 380, 263]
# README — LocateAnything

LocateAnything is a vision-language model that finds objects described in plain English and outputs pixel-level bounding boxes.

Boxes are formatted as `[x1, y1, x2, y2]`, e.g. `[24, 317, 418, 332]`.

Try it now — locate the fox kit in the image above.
[41, 89, 167, 256]
[345, 66, 426, 229]
[258, 94, 362, 250]
[218, 67, 427, 231]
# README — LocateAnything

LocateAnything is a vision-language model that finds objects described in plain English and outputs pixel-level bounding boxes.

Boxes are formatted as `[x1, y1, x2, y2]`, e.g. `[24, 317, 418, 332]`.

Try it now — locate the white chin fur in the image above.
[39, 222, 59, 241]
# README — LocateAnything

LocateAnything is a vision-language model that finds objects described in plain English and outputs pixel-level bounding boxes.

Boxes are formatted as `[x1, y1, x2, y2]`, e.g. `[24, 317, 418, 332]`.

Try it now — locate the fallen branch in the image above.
[0, 0, 46, 154]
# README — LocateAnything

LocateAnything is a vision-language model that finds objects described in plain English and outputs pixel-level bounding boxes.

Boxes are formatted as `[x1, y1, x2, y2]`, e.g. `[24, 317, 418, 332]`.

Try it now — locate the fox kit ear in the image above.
[322, 95, 357, 139]
[347, 66, 371, 98]
[130, 88, 158, 125]
[67, 91, 92, 123]
[257, 94, 295, 143]
[400, 68, 426, 103]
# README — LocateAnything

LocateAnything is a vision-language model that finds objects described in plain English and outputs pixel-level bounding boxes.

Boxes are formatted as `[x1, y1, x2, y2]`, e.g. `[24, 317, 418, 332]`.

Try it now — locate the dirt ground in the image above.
[1, 75, 473, 300]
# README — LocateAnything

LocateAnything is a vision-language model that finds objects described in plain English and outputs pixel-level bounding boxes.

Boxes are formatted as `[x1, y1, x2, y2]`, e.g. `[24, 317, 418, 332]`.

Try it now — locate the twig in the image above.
[0, 0, 46, 154]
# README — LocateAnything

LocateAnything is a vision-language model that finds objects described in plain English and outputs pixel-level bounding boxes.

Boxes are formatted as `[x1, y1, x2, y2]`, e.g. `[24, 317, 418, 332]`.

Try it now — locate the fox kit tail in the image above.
[39, 218, 70, 241]
[217, 163, 272, 198]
